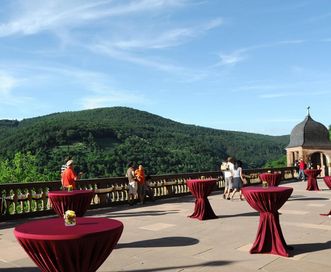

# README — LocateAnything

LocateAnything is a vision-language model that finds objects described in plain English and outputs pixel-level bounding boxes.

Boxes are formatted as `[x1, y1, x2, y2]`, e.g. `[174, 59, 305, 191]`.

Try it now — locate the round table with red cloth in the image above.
[259, 172, 282, 186]
[14, 217, 123, 272]
[304, 169, 321, 191]
[323, 176, 331, 189]
[186, 179, 217, 220]
[48, 190, 94, 217]
[241, 186, 293, 257]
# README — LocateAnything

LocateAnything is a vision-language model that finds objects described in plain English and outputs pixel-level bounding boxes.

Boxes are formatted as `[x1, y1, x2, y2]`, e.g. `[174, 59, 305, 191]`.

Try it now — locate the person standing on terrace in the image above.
[61, 160, 79, 190]
[297, 158, 306, 181]
[135, 164, 146, 204]
[60, 156, 71, 184]
[126, 162, 137, 206]
[222, 157, 234, 200]
[230, 160, 246, 200]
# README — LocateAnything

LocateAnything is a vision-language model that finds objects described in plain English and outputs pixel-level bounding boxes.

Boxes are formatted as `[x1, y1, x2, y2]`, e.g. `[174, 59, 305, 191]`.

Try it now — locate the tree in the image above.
[0, 152, 49, 183]
[264, 155, 287, 168]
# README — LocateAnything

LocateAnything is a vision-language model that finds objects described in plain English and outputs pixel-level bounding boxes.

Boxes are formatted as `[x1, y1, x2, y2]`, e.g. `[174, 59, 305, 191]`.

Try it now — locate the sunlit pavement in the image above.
[1, 179, 330, 272]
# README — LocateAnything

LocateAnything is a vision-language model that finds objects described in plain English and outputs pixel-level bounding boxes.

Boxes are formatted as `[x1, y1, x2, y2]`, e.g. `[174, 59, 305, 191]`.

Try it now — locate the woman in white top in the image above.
[126, 162, 137, 206]
[230, 160, 246, 200]
[222, 157, 234, 200]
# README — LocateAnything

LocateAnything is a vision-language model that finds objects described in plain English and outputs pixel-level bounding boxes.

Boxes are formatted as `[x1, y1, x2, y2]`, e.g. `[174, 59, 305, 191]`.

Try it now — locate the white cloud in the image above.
[237, 82, 294, 92]
[216, 51, 245, 66]
[204, 17, 223, 30]
[233, 77, 331, 99]
[0, 0, 222, 82]
[112, 28, 196, 50]
[89, 43, 212, 82]
[0, 64, 151, 112]
[259, 90, 331, 99]
[0, 0, 188, 37]
[31, 65, 150, 109]
[216, 39, 305, 67]
[79, 82, 148, 110]
[214, 118, 301, 125]
[88, 17, 223, 77]
[111, 18, 222, 50]
[307, 11, 331, 23]
[0, 73, 17, 95]
[258, 92, 296, 98]
[90, 43, 184, 72]
[0, 72, 34, 107]
[80, 93, 144, 109]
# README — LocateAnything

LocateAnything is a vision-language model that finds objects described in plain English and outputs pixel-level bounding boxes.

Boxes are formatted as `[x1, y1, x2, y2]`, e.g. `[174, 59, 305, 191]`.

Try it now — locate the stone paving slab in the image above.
[0, 179, 330, 271]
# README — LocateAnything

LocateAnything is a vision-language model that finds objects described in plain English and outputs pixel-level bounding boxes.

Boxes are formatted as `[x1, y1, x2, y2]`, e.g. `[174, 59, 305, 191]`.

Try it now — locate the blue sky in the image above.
[1, 0, 331, 136]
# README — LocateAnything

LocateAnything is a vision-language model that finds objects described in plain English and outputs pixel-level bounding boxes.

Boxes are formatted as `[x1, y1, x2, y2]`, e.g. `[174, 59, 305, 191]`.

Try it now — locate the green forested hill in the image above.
[0, 107, 289, 181]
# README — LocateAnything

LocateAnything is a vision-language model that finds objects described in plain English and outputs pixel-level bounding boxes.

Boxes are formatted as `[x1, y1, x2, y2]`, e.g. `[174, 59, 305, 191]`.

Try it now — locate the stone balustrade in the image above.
[0, 167, 296, 220]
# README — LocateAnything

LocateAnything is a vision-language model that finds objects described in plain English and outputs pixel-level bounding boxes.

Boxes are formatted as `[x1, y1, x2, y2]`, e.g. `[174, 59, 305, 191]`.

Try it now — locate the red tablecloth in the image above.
[14, 217, 123, 272]
[186, 179, 217, 220]
[48, 190, 94, 217]
[242, 186, 293, 257]
[304, 169, 321, 191]
[323, 176, 331, 189]
[259, 173, 282, 186]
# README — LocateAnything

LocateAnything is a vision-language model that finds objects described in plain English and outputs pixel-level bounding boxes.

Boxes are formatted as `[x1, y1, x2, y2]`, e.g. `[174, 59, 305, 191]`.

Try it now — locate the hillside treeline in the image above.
[0, 107, 289, 183]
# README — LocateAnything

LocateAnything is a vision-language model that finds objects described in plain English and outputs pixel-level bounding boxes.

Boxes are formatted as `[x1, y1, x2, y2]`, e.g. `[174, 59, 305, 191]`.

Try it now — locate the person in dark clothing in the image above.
[144, 175, 155, 201]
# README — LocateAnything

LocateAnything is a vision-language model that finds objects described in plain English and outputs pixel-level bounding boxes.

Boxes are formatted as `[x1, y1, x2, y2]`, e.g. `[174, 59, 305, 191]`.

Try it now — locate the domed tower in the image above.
[286, 107, 331, 176]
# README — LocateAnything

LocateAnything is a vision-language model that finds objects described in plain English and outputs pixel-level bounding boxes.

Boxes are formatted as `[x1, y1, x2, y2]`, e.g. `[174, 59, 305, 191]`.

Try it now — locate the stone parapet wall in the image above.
[0, 167, 296, 220]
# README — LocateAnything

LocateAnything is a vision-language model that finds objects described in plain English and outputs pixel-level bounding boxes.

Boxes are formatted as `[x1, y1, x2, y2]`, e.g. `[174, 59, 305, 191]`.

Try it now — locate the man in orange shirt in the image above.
[135, 165, 145, 204]
[61, 160, 79, 189]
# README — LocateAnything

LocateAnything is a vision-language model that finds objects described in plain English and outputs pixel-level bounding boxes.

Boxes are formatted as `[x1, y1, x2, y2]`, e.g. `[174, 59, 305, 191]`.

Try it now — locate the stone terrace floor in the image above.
[0, 179, 330, 272]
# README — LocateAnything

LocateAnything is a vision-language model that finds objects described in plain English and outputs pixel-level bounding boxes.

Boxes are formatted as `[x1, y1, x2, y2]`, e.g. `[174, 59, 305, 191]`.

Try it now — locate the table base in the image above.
[306, 177, 320, 191]
[250, 212, 291, 257]
[305, 170, 321, 191]
[323, 177, 331, 189]
[189, 198, 217, 220]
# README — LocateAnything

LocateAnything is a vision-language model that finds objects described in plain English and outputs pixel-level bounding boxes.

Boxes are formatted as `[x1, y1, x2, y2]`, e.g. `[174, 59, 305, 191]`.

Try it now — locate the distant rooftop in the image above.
[287, 111, 331, 149]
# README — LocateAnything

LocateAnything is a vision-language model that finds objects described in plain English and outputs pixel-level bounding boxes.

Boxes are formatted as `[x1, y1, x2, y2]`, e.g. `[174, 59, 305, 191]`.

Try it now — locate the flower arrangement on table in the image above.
[262, 181, 268, 188]
[67, 185, 73, 192]
[64, 210, 76, 226]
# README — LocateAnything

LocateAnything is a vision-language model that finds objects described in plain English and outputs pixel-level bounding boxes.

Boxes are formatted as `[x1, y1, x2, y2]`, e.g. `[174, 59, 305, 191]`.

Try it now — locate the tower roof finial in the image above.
[307, 106, 310, 116]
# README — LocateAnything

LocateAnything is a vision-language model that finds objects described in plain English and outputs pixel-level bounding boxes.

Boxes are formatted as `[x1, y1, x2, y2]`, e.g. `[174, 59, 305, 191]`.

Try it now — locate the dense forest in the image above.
[0, 107, 290, 183]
